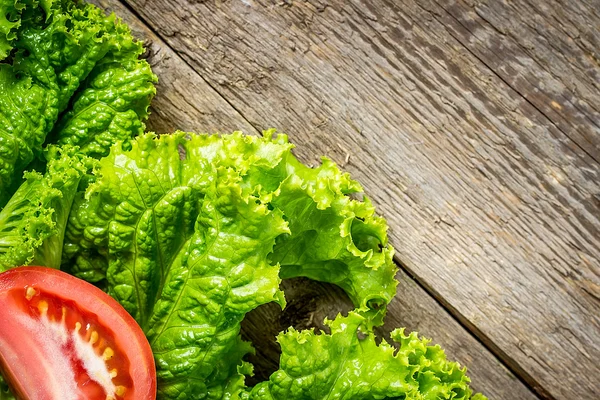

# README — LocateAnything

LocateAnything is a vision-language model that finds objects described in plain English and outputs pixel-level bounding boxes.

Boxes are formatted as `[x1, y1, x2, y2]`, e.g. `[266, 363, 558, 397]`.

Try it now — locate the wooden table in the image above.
[94, 0, 599, 398]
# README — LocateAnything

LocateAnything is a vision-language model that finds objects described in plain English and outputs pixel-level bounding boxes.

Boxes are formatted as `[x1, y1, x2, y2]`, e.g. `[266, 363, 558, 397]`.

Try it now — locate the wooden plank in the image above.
[112, 5, 259, 135]
[115, 0, 600, 398]
[429, 0, 600, 162]
[93, 0, 540, 398]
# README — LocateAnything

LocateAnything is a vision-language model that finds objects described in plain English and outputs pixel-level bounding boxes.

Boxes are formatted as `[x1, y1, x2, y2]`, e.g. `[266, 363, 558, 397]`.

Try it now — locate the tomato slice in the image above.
[0, 267, 156, 400]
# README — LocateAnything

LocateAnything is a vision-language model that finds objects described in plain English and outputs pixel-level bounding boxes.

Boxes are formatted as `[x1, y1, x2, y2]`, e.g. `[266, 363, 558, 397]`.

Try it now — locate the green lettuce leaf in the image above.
[0, 373, 15, 400]
[63, 131, 399, 398]
[66, 131, 397, 314]
[268, 154, 397, 323]
[1, 0, 53, 60]
[248, 312, 486, 400]
[0, 0, 155, 206]
[64, 133, 289, 398]
[0, 0, 25, 60]
[0, 145, 89, 272]
[49, 56, 156, 158]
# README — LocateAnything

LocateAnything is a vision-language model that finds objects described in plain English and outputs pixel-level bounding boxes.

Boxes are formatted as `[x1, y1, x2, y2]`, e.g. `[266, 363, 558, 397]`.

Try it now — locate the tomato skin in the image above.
[0, 267, 156, 400]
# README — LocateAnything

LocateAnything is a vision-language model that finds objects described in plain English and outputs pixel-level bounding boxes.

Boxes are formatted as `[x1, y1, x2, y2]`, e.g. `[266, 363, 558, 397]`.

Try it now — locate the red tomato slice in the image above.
[0, 267, 156, 400]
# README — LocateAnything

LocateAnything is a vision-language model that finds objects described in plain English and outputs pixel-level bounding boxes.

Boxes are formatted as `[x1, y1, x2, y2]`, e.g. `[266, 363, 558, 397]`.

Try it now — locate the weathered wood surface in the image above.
[431, 0, 600, 162]
[102, 0, 600, 398]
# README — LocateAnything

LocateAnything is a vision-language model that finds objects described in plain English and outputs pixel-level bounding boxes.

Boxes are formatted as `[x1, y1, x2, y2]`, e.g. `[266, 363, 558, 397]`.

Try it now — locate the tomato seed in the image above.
[25, 286, 37, 300]
[103, 347, 114, 361]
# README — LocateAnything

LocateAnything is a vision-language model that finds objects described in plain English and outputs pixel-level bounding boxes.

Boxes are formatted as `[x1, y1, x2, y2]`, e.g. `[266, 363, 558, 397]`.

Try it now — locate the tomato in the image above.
[0, 267, 156, 400]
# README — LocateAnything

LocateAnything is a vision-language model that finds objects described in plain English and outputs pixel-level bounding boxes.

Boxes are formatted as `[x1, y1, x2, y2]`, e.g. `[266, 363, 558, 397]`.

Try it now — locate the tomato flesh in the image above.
[0, 267, 156, 400]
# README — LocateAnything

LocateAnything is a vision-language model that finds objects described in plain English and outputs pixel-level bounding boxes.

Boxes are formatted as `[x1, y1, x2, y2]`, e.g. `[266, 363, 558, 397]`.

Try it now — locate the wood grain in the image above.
[431, 0, 600, 162]
[93, 0, 540, 397]
[113, 0, 600, 398]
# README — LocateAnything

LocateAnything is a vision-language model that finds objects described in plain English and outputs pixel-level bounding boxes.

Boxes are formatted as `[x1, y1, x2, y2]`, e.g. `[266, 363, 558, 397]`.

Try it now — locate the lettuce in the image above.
[0, 0, 156, 269]
[269, 156, 396, 323]
[62, 131, 399, 398]
[64, 132, 289, 398]
[0, 373, 15, 400]
[65, 131, 397, 312]
[249, 312, 485, 400]
[0, 145, 89, 271]
[0, 0, 49, 60]
[0, 0, 156, 206]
